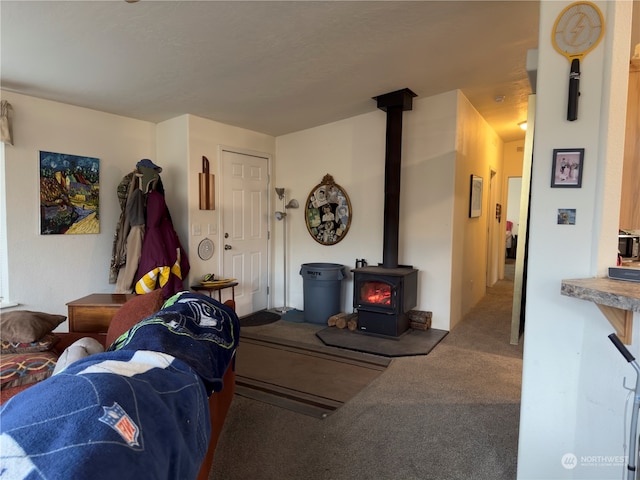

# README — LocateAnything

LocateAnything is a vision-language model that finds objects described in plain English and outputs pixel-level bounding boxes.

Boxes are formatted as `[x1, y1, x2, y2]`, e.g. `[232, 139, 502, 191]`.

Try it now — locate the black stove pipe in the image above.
[373, 88, 416, 269]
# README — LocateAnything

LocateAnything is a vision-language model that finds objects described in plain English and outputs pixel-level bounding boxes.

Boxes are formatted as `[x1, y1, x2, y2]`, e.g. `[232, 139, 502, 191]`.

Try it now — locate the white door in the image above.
[221, 149, 270, 317]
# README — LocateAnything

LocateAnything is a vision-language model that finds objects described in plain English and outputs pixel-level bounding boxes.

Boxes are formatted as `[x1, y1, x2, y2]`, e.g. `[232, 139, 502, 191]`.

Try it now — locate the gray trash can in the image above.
[299, 263, 346, 325]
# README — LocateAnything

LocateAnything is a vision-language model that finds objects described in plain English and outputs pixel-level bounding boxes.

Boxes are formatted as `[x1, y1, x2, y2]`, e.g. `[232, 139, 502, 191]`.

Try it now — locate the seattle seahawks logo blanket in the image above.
[0, 292, 239, 480]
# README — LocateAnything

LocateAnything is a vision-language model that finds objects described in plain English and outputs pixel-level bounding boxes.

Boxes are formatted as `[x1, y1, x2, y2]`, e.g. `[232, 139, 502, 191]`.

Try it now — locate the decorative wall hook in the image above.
[199, 156, 215, 210]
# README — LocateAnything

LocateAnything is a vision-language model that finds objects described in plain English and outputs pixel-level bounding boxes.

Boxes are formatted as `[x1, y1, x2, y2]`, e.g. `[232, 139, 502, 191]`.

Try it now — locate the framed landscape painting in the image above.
[39, 151, 100, 235]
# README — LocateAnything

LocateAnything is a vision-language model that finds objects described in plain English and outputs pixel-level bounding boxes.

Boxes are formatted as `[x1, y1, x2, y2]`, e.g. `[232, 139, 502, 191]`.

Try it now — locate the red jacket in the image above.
[135, 191, 190, 298]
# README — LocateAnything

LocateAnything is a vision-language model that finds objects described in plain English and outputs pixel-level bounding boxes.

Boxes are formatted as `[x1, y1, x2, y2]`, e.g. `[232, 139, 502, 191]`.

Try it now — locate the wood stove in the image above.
[353, 265, 417, 337]
[352, 88, 418, 338]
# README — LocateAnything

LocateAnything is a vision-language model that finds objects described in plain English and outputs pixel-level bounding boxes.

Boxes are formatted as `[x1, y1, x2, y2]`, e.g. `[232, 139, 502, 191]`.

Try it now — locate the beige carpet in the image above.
[210, 268, 523, 480]
[235, 331, 390, 418]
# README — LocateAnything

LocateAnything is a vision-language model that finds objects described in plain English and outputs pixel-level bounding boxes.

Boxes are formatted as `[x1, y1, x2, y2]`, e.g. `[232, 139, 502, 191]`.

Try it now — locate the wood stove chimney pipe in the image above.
[373, 88, 417, 269]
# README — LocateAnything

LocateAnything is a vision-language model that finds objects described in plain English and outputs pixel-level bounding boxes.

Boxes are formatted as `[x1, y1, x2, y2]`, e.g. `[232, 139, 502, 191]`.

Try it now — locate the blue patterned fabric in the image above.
[0, 292, 239, 480]
[109, 291, 239, 395]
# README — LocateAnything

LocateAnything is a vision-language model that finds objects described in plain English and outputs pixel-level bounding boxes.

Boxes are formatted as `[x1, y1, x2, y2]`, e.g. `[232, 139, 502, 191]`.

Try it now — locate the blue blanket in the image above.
[0, 292, 239, 480]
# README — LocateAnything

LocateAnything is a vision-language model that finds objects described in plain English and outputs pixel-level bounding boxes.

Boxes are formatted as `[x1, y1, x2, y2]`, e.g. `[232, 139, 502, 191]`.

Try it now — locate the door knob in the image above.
[224, 244, 232, 250]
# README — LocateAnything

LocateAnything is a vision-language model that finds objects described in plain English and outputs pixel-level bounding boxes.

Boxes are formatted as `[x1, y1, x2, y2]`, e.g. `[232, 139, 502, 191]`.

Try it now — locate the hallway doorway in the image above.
[505, 177, 522, 260]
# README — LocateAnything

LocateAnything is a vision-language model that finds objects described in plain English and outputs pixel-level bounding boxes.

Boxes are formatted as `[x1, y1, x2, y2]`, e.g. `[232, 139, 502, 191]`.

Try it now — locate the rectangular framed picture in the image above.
[469, 174, 483, 218]
[557, 208, 577, 225]
[551, 148, 584, 188]
[39, 151, 100, 234]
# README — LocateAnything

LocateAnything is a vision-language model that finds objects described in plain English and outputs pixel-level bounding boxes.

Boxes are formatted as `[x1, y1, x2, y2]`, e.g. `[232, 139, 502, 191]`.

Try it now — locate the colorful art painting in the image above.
[39, 151, 100, 235]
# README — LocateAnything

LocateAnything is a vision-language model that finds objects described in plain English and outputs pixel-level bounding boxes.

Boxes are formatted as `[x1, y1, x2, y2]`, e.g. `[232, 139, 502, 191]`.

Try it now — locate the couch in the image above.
[0, 290, 236, 480]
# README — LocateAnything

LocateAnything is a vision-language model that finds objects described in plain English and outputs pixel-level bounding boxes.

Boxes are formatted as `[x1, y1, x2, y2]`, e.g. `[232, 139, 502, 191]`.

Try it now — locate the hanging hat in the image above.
[136, 158, 162, 173]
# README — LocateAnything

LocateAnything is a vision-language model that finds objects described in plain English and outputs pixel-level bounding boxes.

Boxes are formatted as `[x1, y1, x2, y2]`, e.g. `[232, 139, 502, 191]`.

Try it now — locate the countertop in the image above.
[561, 274, 640, 343]
[561, 277, 640, 312]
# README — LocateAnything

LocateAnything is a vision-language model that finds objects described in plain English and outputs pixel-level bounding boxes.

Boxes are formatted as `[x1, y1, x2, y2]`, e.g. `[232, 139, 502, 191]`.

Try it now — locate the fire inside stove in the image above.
[361, 281, 392, 305]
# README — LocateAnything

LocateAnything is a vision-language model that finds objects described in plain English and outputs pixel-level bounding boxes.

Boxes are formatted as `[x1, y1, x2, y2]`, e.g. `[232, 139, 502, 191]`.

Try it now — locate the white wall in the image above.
[517, 2, 633, 478]
[1, 91, 156, 324]
[182, 114, 275, 290]
[156, 114, 190, 255]
[274, 110, 389, 319]
[275, 89, 502, 331]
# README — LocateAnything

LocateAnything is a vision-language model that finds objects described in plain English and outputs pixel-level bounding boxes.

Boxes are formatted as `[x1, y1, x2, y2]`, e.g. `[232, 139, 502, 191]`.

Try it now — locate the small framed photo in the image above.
[557, 208, 576, 225]
[551, 148, 584, 188]
[469, 174, 483, 218]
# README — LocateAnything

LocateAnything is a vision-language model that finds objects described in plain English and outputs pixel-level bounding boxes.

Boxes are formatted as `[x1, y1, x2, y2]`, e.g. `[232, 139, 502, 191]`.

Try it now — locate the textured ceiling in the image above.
[0, 1, 637, 143]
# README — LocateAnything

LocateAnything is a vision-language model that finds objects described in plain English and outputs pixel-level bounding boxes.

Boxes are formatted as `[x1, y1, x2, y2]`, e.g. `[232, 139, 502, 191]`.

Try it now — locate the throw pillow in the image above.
[0, 351, 58, 389]
[0, 333, 60, 354]
[0, 311, 66, 343]
[106, 289, 165, 347]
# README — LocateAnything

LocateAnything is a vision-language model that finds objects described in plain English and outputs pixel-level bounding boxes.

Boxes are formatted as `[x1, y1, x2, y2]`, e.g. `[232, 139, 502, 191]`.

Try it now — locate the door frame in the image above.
[218, 145, 273, 312]
[486, 168, 499, 287]
[510, 95, 536, 345]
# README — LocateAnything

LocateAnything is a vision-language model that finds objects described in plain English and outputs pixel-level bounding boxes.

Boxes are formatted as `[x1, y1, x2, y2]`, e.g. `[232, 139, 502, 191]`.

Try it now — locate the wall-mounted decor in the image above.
[199, 156, 215, 210]
[551, 148, 584, 188]
[551, 1, 604, 121]
[197, 237, 214, 260]
[469, 174, 483, 218]
[39, 151, 100, 235]
[557, 208, 577, 225]
[305, 174, 351, 245]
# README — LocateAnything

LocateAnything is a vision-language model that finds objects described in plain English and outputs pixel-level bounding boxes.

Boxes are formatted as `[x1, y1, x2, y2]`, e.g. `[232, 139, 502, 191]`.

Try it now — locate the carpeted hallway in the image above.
[210, 261, 523, 480]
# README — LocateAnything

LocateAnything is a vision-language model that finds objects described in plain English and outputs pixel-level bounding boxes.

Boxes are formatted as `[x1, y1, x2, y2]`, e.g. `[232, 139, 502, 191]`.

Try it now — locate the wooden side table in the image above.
[191, 282, 238, 303]
[66, 293, 136, 333]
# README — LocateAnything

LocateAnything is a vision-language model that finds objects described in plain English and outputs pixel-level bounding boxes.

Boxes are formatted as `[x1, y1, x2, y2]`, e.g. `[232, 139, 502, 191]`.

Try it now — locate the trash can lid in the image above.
[300, 263, 346, 280]
[301, 263, 344, 269]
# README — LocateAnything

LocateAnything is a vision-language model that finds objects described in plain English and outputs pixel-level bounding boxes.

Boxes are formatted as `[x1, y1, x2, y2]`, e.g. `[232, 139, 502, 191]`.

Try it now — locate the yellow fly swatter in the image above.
[552, 1, 604, 121]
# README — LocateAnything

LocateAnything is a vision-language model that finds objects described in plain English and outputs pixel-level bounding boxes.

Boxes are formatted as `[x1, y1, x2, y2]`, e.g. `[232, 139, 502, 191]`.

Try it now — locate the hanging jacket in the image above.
[115, 186, 146, 293]
[134, 191, 190, 298]
[109, 172, 135, 283]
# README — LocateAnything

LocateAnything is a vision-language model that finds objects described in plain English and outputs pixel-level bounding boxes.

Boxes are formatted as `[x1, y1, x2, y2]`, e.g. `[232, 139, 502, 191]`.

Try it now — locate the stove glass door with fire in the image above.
[356, 279, 397, 313]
